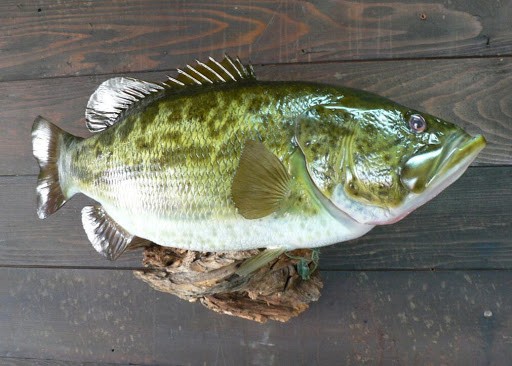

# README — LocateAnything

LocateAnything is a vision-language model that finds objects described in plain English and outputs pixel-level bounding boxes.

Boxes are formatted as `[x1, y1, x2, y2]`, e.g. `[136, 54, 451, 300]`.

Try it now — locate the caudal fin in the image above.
[31, 116, 72, 219]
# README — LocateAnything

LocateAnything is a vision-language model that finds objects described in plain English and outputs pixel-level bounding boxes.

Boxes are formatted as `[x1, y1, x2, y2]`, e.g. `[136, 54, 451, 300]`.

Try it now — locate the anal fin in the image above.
[81, 205, 139, 260]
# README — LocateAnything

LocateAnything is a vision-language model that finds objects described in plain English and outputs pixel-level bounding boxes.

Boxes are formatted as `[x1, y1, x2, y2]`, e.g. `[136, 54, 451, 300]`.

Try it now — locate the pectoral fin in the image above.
[231, 140, 291, 219]
[81, 205, 139, 260]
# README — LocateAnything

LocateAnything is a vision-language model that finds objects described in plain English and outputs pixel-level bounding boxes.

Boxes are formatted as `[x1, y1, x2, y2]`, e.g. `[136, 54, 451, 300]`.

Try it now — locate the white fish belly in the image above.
[104, 205, 373, 251]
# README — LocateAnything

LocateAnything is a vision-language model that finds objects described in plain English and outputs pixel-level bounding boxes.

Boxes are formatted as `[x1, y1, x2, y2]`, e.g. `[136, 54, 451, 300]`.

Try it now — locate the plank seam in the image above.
[0, 355, 156, 366]
[1, 54, 511, 84]
[1, 264, 512, 272]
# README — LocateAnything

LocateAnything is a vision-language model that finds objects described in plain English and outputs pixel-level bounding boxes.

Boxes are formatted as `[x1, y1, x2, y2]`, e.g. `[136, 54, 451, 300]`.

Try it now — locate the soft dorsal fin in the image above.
[85, 55, 255, 133]
[85, 77, 164, 132]
[166, 55, 255, 87]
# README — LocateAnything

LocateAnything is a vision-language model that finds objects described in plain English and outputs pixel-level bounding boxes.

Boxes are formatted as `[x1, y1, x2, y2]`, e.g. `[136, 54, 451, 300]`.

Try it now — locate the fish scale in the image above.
[32, 55, 485, 265]
[64, 82, 344, 251]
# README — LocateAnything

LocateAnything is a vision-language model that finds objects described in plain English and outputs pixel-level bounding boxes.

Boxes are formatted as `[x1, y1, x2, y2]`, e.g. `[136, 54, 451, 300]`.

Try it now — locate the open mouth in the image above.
[401, 133, 487, 194]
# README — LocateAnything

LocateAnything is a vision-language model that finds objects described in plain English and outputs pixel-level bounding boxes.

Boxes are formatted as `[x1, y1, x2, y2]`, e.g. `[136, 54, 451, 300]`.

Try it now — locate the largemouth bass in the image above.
[32, 55, 486, 266]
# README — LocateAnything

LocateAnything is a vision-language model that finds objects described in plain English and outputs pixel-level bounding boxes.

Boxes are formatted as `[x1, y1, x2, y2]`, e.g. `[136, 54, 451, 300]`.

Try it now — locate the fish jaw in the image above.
[400, 134, 486, 194]
[330, 134, 486, 225]
[386, 133, 486, 224]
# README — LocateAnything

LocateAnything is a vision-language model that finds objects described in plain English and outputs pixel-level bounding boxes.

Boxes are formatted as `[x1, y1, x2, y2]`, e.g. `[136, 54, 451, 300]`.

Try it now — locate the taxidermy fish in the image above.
[32, 55, 486, 272]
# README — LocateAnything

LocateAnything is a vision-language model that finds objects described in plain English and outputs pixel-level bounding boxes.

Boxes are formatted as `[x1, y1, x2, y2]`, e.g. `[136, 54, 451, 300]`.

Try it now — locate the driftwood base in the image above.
[133, 244, 323, 323]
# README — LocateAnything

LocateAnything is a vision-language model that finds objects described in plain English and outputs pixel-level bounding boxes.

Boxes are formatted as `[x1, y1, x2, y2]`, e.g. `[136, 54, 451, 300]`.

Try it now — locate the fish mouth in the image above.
[400, 133, 486, 194]
[329, 132, 485, 226]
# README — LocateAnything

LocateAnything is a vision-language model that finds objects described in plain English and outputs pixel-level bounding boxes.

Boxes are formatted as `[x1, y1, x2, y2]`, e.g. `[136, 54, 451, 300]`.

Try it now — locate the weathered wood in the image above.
[0, 359, 134, 366]
[1, 267, 511, 364]
[134, 245, 322, 323]
[1, 167, 509, 270]
[1, 0, 511, 82]
[1, 58, 510, 177]
[0, 0, 509, 362]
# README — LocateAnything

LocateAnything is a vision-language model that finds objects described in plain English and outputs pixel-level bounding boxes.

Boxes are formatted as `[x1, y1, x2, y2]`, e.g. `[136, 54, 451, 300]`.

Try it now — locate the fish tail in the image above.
[31, 116, 76, 219]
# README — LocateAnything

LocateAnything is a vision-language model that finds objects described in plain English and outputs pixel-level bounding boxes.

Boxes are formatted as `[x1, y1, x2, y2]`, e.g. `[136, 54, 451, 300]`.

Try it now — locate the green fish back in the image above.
[67, 81, 331, 220]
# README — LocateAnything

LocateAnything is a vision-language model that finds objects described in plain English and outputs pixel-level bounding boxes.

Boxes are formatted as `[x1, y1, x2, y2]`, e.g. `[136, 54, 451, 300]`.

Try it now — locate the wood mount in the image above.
[134, 244, 323, 323]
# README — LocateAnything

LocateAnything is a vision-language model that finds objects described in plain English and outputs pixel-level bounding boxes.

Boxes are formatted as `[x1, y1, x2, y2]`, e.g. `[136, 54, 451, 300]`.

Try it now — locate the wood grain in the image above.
[1, 267, 512, 364]
[1, 0, 511, 363]
[0, 167, 509, 270]
[0, 58, 510, 178]
[0, 359, 134, 366]
[1, 0, 511, 81]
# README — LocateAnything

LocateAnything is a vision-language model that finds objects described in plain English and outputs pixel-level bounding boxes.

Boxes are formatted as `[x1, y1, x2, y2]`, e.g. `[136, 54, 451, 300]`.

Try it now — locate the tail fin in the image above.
[32, 116, 72, 219]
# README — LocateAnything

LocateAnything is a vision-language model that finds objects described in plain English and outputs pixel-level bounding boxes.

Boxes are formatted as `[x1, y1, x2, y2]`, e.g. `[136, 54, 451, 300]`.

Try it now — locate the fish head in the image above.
[297, 89, 486, 225]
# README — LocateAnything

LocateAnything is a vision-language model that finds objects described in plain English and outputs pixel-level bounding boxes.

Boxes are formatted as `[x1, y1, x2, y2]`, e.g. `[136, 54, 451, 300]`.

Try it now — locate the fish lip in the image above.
[379, 132, 486, 225]
[401, 133, 486, 193]
[438, 133, 486, 172]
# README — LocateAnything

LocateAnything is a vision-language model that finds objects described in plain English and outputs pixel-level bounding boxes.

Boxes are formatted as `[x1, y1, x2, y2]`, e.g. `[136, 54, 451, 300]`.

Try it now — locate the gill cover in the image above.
[295, 96, 486, 226]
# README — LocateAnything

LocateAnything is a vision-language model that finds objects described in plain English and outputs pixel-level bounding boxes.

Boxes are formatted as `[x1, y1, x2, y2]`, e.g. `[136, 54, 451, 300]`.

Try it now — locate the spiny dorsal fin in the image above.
[85, 56, 254, 132]
[231, 140, 291, 219]
[166, 55, 255, 87]
[85, 77, 165, 133]
[81, 205, 135, 260]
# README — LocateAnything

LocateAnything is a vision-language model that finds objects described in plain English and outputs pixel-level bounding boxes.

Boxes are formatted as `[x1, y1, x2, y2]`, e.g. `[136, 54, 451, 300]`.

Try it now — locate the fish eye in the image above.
[408, 114, 427, 133]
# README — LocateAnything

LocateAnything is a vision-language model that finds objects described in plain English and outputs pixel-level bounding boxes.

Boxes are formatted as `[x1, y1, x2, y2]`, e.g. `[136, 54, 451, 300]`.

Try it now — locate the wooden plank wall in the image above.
[0, 0, 510, 364]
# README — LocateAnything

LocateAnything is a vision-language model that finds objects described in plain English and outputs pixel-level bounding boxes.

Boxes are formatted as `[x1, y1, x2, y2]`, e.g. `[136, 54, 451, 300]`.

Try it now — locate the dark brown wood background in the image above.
[0, 0, 511, 364]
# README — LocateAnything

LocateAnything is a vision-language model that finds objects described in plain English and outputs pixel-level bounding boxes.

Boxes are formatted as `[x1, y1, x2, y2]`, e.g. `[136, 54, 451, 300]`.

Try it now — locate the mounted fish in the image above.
[31, 55, 486, 273]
